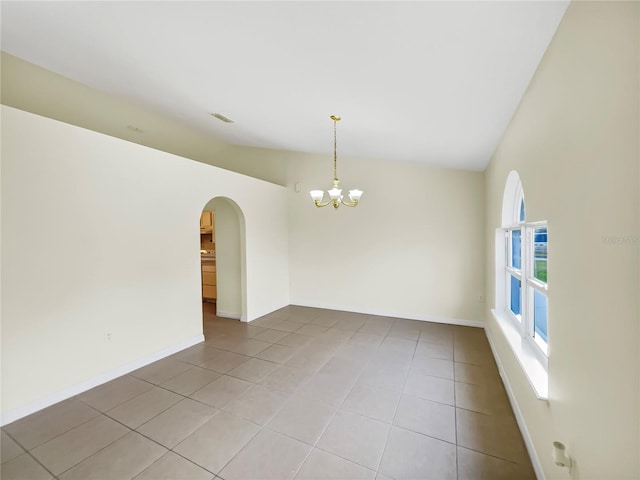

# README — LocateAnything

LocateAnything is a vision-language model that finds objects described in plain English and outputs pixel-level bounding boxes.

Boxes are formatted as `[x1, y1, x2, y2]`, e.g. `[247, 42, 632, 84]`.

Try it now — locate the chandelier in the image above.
[309, 115, 363, 209]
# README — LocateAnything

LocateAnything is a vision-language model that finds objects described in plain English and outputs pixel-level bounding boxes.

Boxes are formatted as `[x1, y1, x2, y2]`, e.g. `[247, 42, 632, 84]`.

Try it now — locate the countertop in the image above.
[201, 250, 216, 263]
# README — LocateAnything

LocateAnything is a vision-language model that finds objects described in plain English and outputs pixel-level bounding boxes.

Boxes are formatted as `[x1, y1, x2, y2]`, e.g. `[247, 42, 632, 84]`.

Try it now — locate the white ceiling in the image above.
[1, 1, 569, 171]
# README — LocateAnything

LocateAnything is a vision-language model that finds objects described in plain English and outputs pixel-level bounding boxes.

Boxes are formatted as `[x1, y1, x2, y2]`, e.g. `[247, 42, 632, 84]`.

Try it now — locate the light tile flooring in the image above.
[1, 305, 536, 479]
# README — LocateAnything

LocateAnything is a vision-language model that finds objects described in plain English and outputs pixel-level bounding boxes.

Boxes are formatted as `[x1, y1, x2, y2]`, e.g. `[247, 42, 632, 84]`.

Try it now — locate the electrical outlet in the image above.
[105, 333, 112, 341]
[478, 295, 485, 303]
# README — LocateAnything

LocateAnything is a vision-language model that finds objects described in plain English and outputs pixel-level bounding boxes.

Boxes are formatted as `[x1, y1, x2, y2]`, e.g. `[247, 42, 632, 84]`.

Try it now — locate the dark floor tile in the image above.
[133, 451, 214, 480]
[317, 411, 389, 470]
[393, 394, 456, 443]
[219, 429, 311, 480]
[106, 387, 182, 428]
[457, 446, 536, 480]
[30, 415, 129, 475]
[58, 432, 166, 480]
[130, 358, 192, 385]
[456, 408, 529, 464]
[137, 398, 218, 448]
[379, 426, 456, 480]
[3, 398, 99, 450]
[173, 412, 259, 474]
[1, 431, 25, 464]
[1, 453, 54, 480]
[77, 376, 154, 412]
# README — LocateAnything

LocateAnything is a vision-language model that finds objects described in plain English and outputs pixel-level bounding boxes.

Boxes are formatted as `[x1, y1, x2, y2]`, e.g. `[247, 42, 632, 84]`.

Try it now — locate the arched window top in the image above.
[497, 169, 549, 388]
[502, 170, 525, 227]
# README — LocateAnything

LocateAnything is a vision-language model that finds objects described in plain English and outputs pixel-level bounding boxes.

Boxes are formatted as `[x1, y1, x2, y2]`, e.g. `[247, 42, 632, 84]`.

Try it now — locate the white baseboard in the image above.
[216, 310, 241, 320]
[1, 334, 204, 426]
[289, 302, 484, 328]
[484, 327, 545, 480]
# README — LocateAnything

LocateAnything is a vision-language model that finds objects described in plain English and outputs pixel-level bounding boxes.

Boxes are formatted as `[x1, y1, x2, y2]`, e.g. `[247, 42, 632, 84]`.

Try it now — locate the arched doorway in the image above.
[200, 196, 247, 322]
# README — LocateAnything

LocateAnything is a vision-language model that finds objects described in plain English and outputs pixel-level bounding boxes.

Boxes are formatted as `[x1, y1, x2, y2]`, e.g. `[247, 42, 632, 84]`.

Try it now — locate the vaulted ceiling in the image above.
[1, 1, 569, 171]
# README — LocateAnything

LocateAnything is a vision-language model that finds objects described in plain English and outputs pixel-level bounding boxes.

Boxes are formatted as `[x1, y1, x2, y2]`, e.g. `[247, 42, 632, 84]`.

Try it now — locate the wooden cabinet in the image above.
[200, 211, 213, 228]
[202, 284, 217, 299]
[202, 263, 217, 300]
[200, 211, 216, 302]
[200, 211, 214, 235]
[202, 271, 216, 285]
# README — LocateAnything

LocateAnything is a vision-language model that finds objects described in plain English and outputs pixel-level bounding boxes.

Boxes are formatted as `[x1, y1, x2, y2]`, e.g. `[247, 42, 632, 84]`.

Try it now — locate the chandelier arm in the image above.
[314, 199, 333, 208]
[340, 198, 359, 207]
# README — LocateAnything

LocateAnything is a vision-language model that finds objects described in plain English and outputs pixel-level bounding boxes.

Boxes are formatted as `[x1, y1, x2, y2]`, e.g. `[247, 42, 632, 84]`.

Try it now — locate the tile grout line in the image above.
[370, 320, 417, 476]
[455, 443, 529, 465]
[4, 401, 103, 453]
[5, 398, 123, 479]
[297, 317, 386, 476]
[453, 328, 460, 480]
[188, 312, 331, 479]
[49, 411, 135, 478]
[101, 408, 221, 478]
[276, 314, 390, 477]
[1, 429, 59, 480]
[287, 312, 360, 478]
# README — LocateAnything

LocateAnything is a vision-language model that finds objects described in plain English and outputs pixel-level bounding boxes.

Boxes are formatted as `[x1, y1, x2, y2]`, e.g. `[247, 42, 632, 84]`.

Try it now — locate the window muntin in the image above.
[501, 176, 548, 358]
[527, 225, 548, 354]
[506, 227, 522, 322]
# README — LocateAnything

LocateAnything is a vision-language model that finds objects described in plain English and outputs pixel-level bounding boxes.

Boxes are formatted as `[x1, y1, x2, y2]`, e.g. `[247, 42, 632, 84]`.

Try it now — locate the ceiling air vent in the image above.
[210, 113, 235, 124]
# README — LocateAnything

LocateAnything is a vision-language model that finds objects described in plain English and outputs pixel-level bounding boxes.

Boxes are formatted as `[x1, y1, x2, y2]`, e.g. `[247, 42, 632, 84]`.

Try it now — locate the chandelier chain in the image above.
[333, 118, 338, 182]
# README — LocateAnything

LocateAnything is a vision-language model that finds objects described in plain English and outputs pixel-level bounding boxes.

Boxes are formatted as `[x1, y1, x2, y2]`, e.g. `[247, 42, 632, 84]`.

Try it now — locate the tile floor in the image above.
[1, 305, 536, 479]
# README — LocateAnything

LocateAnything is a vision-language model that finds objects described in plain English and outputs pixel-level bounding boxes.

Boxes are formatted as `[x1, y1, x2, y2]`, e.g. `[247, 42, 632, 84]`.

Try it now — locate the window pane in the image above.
[511, 230, 521, 269]
[519, 198, 525, 222]
[534, 290, 548, 343]
[510, 275, 521, 316]
[534, 227, 547, 282]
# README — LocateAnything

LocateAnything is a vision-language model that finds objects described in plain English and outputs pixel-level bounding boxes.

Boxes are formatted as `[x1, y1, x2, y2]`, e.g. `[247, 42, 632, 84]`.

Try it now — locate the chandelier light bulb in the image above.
[349, 189, 363, 202]
[328, 188, 342, 200]
[310, 190, 324, 202]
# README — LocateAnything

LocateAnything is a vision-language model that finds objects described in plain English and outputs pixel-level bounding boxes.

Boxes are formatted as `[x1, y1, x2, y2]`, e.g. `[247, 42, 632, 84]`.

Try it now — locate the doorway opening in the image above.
[199, 196, 247, 327]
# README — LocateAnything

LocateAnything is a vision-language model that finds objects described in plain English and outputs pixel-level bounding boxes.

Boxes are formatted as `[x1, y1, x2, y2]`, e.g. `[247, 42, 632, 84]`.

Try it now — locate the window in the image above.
[493, 171, 548, 398]
[531, 226, 548, 351]
[500, 173, 549, 360]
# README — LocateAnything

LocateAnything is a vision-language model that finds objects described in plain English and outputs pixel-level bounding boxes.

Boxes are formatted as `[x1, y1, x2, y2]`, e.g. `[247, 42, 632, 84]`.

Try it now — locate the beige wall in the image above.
[1, 106, 290, 421]
[290, 153, 486, 324]
[0, 52, 288, 186]
[227, 146, 487, 324]
[1, 50, 487, 326]
[485, 2, 639, 478]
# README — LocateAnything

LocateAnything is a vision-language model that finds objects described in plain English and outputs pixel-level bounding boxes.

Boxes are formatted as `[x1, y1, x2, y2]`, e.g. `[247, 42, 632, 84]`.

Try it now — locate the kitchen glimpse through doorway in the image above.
[199, 196, 247, 324]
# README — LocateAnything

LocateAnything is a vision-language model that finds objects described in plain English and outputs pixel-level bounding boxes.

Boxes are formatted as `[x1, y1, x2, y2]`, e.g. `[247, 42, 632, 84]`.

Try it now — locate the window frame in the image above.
[505, 228, 522, 321]
[523, 222, 548, 362]
[502, 198, 548, 365]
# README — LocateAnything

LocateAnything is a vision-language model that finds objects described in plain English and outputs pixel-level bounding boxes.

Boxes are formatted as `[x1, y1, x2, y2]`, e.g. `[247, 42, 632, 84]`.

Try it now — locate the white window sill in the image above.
[491, 309, 549, 400]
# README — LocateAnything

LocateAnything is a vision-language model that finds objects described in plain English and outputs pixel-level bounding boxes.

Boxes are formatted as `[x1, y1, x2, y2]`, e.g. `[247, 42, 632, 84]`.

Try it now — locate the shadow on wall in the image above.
[201, 196, 247, 321]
